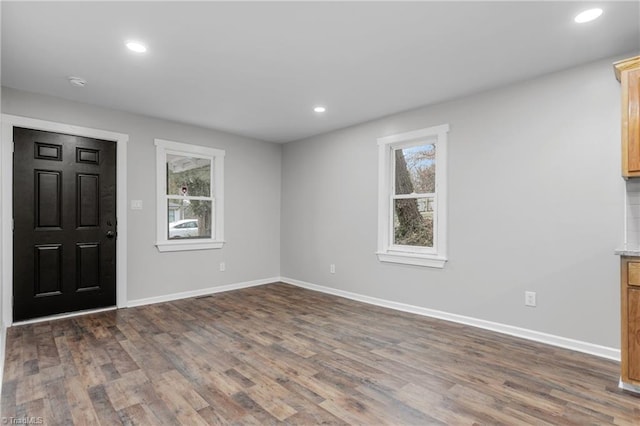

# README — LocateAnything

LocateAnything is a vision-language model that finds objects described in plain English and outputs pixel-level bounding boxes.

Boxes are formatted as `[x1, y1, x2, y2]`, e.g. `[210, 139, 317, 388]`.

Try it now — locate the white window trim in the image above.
[376, 124, 449, 268]
[155, 138, 225, 252]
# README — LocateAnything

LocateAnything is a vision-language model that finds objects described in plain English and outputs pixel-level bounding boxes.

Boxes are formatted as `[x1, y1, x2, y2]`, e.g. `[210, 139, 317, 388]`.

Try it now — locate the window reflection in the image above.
[166, 154, 211, 197]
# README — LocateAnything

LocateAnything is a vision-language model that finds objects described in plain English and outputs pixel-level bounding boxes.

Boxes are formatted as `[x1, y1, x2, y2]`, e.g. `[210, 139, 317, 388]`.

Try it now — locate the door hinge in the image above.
[12, 219, 15, 232]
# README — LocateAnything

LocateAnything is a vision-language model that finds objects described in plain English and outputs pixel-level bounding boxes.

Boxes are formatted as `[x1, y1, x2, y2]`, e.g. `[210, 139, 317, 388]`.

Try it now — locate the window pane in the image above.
[168, 199, 213, 239]
[167, 154, 211, 197]
[393, 197, 433, 247]
[395, 144, 435, 195]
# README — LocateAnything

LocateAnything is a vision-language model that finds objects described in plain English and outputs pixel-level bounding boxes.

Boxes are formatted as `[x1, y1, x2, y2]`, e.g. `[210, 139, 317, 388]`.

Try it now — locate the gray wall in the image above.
[0, 55, 627, 349]
[281, 56, 625, 348]
[2, 87, 282, 302]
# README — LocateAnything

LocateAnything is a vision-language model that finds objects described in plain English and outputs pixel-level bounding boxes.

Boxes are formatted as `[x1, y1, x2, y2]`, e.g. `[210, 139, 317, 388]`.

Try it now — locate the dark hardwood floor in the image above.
[2, 283, 639, 425]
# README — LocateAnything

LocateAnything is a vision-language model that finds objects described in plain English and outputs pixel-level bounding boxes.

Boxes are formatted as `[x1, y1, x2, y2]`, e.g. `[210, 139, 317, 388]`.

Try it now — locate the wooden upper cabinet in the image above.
[615, 56, 640, 178]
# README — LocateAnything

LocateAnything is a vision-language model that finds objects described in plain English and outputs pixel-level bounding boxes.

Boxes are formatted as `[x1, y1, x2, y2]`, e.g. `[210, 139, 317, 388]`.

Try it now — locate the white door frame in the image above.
[1, 114, 128, 326]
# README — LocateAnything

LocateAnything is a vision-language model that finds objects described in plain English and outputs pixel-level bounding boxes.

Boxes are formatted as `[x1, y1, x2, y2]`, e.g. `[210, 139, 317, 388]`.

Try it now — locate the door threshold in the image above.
[12, 306, 117, 326]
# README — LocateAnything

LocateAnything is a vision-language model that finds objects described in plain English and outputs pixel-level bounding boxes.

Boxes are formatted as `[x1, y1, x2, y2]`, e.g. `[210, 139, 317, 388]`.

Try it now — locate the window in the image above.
[376, 124, 449, 268]
[155, 139, 225, 252]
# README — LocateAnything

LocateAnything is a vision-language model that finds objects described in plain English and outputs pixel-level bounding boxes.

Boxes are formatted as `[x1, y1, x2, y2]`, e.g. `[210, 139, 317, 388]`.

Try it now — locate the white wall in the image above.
[0, 0, 4, 370]
[281, 56, 625, 349]
[2, 87, 281, 302]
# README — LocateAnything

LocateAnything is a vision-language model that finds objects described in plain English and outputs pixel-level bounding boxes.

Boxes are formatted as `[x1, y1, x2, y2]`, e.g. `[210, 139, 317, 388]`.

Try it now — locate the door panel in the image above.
[34, 142, 62, 161]
[76, 243, 101, 291]
[34, 244, 62, 296]
[13, 127, 117, 321]
[77, 174, 100, 227]
[35, 170, 62, 228]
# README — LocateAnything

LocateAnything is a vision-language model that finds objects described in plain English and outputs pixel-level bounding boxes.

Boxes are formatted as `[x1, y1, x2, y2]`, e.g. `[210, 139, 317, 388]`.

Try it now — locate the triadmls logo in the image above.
[2, 417, 44, 425]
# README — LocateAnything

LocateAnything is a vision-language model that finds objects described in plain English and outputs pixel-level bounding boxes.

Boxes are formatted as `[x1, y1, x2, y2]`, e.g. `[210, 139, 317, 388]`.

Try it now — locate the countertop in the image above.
[615, 244, 640, 257]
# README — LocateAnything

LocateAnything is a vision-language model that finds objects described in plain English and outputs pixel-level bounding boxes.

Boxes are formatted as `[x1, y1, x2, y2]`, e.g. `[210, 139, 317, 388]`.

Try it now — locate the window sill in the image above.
[376, 251, 447, 268]
[156, 240, 225, 252]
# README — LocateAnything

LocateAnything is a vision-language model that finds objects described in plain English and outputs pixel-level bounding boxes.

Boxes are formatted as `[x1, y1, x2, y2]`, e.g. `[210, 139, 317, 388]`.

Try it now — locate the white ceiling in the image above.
[2, 1, 639, 143]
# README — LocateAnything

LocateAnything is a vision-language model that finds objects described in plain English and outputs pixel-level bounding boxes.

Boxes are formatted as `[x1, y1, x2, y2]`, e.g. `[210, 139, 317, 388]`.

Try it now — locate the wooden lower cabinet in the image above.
[629, 288, 640, 381]
[621, 257, 640, 385]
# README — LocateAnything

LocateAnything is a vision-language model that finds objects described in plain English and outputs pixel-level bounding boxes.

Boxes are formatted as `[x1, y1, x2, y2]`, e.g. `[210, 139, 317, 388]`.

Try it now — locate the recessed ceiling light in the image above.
[574, 8, 603, 23]
[314, 106, 326, 113]
[126, 41, 147, 53]
[68, 76, 87, 88]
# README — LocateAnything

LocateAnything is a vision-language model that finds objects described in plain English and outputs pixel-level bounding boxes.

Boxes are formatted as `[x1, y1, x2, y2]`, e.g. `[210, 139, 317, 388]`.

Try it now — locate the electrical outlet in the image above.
[130, 200, 143, 210]
[330, 264, 335, 274]
[525, 291, 536, 307]
[219, 262, 226, 272]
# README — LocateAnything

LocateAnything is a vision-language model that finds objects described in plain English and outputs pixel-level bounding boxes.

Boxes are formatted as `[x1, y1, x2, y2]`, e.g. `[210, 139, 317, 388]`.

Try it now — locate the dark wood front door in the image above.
[13, 127, 117, 321]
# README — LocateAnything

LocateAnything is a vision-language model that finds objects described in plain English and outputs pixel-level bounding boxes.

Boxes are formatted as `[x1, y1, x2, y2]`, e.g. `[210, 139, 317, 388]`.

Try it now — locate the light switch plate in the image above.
[131, 200, 143, 210]
[525, 291, 536, 307]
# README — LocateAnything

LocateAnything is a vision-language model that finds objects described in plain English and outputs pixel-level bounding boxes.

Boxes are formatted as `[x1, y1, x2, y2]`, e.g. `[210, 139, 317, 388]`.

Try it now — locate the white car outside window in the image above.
[169, 219, 199, 238]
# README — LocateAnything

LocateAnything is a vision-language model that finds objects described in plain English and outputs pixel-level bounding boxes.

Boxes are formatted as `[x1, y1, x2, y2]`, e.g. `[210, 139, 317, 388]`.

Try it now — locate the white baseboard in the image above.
[127, 277, 280, 308]
[0, 321, 6, 398]
[619, 378, 640, 394]
[280, 276, 621, 362]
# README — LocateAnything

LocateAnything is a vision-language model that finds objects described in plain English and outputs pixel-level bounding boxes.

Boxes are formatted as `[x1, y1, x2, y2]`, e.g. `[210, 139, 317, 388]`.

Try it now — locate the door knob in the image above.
[106, 230, 115, 239]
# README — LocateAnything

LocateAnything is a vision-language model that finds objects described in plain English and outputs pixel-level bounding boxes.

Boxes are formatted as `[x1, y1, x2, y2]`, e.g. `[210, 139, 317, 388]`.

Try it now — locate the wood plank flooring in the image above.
[2, 283, 640, 425]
